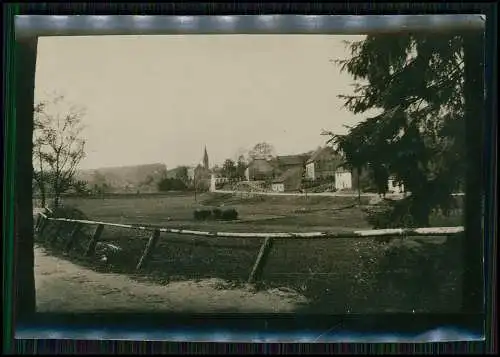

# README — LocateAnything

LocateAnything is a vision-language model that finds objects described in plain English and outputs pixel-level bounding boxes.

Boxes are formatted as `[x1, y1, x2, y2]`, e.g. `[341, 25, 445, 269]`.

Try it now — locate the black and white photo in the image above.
[29, 30, 480, 315]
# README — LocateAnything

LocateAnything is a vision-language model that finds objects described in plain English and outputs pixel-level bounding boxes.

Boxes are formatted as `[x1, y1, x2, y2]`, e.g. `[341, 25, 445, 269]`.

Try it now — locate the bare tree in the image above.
[248, 142, 275, 161]
[33, 94, 86, 208]
[33, 102, 48, 206]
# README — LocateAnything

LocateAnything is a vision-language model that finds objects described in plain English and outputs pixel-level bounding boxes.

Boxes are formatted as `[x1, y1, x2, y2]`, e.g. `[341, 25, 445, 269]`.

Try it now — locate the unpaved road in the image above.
[34, 246, 308, 313]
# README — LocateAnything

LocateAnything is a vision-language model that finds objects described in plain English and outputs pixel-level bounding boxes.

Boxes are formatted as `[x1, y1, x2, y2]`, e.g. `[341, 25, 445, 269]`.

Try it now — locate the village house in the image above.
[245, 153, 308, 182]
[275, 154, 309, 172]
[387, 176, 405, 193]
[271, 166, 304, 192]
[334, 167, 354, 191]
[245, 158, 276, 181]
[305, 146, 342, 181]
[210, 168, 230, 186]
[187, 167, 196, 181]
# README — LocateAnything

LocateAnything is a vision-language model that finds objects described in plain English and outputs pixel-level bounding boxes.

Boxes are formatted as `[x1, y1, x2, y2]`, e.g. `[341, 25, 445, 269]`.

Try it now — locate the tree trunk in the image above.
[356, 167, 361, 204]
[53, 194, 60, 209]
[14, 37, 38, 319]
[37, 153, 46, 207]
[412, 198, 431, 227]
[40, 191, 46, 207]
[462, 31, 485, 315]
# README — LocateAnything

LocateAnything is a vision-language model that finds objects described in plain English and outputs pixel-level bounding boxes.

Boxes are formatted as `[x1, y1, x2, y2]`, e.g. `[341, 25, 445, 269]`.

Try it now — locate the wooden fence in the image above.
[35, 212, 464, 286]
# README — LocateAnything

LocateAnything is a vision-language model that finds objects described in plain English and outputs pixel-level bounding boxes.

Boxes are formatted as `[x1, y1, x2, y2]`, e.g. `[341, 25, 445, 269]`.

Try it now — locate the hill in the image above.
[77, 163, 167, 193]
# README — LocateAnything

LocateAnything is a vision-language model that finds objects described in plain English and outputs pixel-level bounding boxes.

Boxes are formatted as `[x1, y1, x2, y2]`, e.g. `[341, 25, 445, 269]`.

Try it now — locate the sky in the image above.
[34, 34, 370, 171]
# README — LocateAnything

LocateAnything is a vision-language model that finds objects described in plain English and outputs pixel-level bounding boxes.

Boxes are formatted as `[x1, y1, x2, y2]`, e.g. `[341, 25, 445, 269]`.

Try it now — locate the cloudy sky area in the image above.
[35, 34, 369, 170]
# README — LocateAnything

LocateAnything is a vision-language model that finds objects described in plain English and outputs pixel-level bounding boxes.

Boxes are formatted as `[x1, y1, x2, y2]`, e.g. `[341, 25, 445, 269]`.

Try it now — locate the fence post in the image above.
[248, 236, 274, 285]
[136, 229, 160, 271]
[37, 215, 48, 236]
[64, 223, 83, 252]
[85, 224, 104, 257]
[35, 213, 43, 232]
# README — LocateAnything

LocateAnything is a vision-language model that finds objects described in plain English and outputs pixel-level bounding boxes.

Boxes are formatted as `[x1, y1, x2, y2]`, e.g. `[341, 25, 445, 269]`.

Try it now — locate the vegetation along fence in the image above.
[35, 212, 464, 286]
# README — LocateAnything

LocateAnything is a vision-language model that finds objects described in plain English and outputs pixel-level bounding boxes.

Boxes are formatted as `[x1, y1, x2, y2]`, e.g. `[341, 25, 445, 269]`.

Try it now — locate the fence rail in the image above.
[35, 211, 464, 286]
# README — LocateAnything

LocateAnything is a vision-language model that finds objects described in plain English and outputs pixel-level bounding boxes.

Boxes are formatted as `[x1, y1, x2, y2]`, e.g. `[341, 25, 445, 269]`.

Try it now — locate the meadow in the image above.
[36, 192, 464, 313]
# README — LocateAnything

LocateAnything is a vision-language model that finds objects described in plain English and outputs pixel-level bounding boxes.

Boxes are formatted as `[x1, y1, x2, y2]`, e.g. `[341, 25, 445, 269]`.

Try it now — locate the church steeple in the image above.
[203, 146, 209, 170]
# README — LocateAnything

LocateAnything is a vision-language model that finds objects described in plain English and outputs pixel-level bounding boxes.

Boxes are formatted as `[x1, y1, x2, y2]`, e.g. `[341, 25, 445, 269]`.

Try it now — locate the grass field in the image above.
[36, 192, 464, 313]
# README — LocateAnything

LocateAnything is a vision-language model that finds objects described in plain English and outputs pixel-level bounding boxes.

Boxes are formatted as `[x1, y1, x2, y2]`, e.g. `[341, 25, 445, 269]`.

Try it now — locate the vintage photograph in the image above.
[31, 33, 471, 314]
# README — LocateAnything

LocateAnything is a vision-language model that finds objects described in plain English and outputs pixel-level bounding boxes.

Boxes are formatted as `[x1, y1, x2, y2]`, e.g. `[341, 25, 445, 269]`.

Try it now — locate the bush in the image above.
[193, 209, 212, 221]
[365, 198, 416, 229]
[221, 208, 238, 221]
[212, 208, 223, 219]
[193, 208, 238, 221]
[158, 178, 187, 192]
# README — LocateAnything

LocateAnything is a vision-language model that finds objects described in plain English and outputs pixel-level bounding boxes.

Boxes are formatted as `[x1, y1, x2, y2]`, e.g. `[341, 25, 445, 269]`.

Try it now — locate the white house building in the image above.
[304, 146, 340, 181]
[334, 168, 353, 191]
[305, 162, 316, 181]
[271, 182, 285, 192]
[387, 176, 405, 193]
[187, 167, 196, 181]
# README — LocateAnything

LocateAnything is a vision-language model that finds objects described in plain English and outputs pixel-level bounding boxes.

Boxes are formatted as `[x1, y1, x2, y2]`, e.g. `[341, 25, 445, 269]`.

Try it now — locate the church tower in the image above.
[203, 146, 209, 170]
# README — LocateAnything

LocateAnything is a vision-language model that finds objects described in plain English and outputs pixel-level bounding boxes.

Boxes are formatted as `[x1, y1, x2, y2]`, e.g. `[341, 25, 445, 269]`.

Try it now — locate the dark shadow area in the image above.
[16, 312, 484, 341]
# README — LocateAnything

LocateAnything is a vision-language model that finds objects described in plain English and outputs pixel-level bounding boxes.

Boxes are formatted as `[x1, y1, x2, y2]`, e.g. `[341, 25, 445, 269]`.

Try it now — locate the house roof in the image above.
[277, 154, 308, 167]
[272, 166, 304, 190]
[306, 146, 338, 164]
[248, 158, 274, 173]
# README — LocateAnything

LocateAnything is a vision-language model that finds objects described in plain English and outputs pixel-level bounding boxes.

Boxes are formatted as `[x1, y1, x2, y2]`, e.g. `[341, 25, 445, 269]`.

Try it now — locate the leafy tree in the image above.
[370, 163, 390, 197]
[327, 31, 485, 315]
[175, 166, 189, 182]
[326, 33, 474, 227]
[157, 178, 187, 191]
[222, 159, 237, 179]
[33, 94, 86, 208]
[236, 155, 247, 179]
[72, 179, 90, 196]
[248, 142, 275, 161]
[91, 171, 109, 195]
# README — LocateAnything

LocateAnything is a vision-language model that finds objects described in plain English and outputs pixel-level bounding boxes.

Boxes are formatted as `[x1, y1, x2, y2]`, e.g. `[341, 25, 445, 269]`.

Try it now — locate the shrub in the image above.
[221, 208, 238, 221]
[212, 208, 223, 219]
[193, 209, 212, 221]
[365, 199, 415, 229]
[158, 178, 188, 192]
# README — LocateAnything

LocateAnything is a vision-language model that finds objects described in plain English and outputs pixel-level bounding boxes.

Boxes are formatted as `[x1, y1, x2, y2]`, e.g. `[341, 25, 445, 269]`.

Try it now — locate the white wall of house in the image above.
[305, 162, 315, 180]
[335, 170, 352, 190]
[187, 167, 195, 181]
[271, 183, 285, 192]
[210, 174, 217, 192]
[388, 178, 405, 193]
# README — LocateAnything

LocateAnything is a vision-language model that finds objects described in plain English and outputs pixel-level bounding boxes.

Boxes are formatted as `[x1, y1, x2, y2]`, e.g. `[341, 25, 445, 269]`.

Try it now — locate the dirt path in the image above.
[34, 246, 308, 313]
